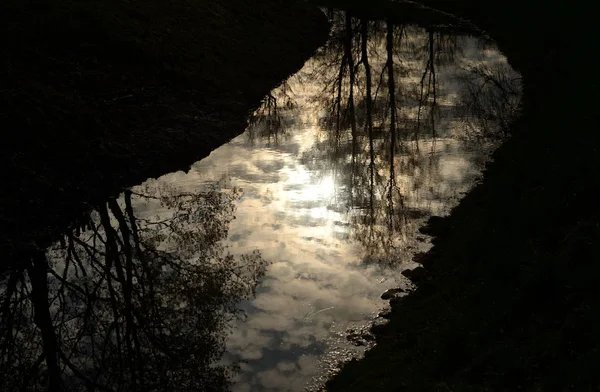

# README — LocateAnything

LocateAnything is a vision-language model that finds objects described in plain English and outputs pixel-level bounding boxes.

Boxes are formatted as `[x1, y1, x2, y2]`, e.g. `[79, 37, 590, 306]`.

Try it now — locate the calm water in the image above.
[133, 18, 521, 392]
[1, 13, 521, 392]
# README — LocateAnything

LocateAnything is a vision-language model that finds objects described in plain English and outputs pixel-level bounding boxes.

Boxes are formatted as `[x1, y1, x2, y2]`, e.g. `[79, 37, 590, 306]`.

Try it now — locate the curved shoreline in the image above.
[324, 1, 599, 390]
[0, 0, 330, 271]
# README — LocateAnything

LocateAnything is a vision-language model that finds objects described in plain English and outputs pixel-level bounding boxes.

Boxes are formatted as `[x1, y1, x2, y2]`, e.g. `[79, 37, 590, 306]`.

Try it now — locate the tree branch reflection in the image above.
[297, 12, 521, 264]
[1, 182, 267, 391]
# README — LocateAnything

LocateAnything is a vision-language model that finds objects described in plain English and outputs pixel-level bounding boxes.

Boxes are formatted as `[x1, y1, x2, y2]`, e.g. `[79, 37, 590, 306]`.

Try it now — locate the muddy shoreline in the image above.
[322, 1, 599, 390]
[0, 0, 329, 272]
[2, 0, 598, 389]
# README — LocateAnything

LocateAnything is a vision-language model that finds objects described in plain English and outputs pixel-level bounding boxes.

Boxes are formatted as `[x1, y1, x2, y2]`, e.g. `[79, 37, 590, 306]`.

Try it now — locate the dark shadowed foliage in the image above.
[0, 0, 329, 275]
[313, 1, 600, 391]
[1, 182, 267, 392]
[246, 81, 299, 147]
[296, 12, 520, 264]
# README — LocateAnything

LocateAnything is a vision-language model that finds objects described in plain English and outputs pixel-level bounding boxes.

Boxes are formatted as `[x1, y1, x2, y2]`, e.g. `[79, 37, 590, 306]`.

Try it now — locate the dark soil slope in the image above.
[0, 0, 329, 269]
[324, 1, 599, 391]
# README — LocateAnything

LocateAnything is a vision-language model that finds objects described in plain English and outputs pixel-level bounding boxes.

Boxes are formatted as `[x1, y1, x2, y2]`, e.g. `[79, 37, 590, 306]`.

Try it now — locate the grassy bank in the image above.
[0, 0, 329, 269]
[323, 1, 600, 391]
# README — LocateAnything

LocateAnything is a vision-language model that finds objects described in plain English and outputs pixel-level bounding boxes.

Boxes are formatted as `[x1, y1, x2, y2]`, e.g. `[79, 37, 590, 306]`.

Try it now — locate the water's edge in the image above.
[0, 0, 330, 271]
[325, 1, 599, 391]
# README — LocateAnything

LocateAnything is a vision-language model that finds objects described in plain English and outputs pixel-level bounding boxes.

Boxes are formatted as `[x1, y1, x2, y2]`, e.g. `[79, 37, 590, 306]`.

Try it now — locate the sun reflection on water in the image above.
[142, 14, 521, 392]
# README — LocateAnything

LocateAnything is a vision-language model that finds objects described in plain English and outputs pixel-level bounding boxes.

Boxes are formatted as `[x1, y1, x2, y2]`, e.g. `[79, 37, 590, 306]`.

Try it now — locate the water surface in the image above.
[0, 12, 521, 392]
[137, 16, 521, 392]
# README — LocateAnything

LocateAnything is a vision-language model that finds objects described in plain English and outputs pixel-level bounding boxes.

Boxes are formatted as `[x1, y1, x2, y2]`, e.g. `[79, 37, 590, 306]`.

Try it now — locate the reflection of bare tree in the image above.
[361, 18, 375, 228]
[408, 29, 464, 143]
[386, 21, 399, 147]
[247, 81, 298, 146]
[384, 20, 406, 234]
[1, 183, 266, 392]
[456, 63, 522, 143]
[300, 11, 521, 264]
[305, 11, 363, 136]
[345, 13, 357, 138]
[302, 14, 414, 261]
[414, 30, 439, 141]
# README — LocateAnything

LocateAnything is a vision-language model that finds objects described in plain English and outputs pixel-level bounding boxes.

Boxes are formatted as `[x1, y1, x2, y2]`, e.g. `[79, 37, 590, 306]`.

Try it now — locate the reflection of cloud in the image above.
[259, 369, 287, 389]
[277, 361, 297, 372]
[255, 355, 319, 390]
[148, 19, 519, 391]
[229, 163, 283, 185]
[229, 230, 252, 242]
[439, 155, 471, 183]
[255, 159, 286, 173]
[229, 328, 272, 360]
[289, 200, 325, 209]
[233, 383, 252, 392]
[297, 355, 319, 375]
[283, 184, 305, 191]
[248, 315, 293, 333]
[265, 223, 283, 230]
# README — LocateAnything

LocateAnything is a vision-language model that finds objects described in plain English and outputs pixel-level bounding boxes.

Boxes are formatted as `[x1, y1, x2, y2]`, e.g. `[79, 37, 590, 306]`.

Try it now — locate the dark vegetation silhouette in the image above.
[0, 0, 328, 276]
[246, 81, 298, 147]
[0, 3, 330, 389]
[295, 11, 519, 267]
[4, 0, 597, 390]
[455, 62, 521, 142]
[1, 3, 328, 387]
[1, 182, 266, 391]
[309, 1, 600, 391]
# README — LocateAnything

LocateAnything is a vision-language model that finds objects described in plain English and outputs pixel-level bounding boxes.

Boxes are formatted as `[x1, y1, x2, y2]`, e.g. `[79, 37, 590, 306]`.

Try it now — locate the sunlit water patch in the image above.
[1, 11, 522, 392]
[137, 15, 521, 392]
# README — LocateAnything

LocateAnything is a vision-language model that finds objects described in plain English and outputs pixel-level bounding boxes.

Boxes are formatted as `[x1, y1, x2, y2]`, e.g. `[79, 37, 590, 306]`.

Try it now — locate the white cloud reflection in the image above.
[139, 20, 520, 392]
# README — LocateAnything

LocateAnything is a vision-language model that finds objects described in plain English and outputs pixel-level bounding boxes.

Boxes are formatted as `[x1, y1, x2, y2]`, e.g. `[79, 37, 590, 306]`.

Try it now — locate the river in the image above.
[130, 14, 521, 392]
[1, 11, 521, 392]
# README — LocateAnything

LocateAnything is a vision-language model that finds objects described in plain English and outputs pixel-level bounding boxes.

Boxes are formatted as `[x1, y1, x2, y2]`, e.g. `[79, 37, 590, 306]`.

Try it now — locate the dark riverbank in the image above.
[0, 0, 329, 271]
[323, 1, 599, 391]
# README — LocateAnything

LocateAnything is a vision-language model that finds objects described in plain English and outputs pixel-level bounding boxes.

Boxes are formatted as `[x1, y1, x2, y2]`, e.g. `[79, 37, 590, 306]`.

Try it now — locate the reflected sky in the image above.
[0, 10, 525, 392]
[138, 15, 521, 392]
